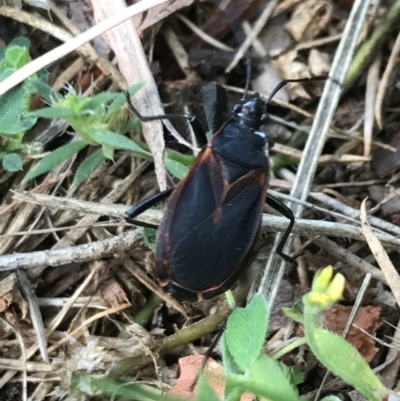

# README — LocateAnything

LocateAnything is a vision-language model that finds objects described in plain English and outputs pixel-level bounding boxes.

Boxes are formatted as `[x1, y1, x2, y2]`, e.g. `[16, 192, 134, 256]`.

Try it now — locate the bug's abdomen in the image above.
[156, 146, 268, 300]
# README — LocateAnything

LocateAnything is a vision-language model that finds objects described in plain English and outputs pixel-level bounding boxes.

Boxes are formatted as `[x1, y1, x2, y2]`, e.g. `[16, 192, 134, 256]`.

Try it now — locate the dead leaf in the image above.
[169, 355, 253, 400]
[0, 292, 14, 313]
[252, 64, 290, 103]
[135, 0, 196, 36]
[372, 122, 400, 177]
[325, 305, 381, 362]
[100, 279, 130, 308]
[308, 49, 331, 76]
[0, 274, 28, 316]
[0, 273, 17, 298]
[368, 185, 400, 217]
[258, 14, 292, 57]
[272, 50, 311, 100]
[285, 0, 333, 42]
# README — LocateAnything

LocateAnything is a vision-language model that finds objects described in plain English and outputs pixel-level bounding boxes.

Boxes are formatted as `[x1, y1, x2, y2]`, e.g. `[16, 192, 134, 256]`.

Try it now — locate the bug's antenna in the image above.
[242, 48, 251, 99]
[265, 76, 328, 105]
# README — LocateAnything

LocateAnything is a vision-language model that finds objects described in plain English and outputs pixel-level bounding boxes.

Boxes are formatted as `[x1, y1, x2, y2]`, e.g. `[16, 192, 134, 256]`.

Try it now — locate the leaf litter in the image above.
[0, 0, 400, 399]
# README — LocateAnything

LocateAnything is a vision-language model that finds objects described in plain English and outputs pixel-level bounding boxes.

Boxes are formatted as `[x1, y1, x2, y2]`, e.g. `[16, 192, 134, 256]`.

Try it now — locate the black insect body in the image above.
[156, 94, 271, 301]
[124, 79, 319, 302]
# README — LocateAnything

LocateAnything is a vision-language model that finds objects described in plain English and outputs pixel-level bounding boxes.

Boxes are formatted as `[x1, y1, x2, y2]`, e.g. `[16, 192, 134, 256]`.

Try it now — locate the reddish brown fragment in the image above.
[325, 305, 382, 362]
[169, 355, 254, 400]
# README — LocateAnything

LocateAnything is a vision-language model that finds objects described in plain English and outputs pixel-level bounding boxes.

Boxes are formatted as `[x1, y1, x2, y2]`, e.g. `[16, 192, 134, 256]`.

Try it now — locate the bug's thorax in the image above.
[208, 93, 270, 180]
[233, 93, 268, 132]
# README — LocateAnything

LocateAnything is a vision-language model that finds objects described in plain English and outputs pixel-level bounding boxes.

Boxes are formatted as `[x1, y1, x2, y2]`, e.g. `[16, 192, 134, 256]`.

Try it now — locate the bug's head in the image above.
[233, 93, 268, 130]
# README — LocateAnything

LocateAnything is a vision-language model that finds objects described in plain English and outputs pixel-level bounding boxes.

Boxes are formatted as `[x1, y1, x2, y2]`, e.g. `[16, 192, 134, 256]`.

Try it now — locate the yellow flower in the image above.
[326, 273, 345, 303]
[306, 267, 345, 310]
[312, 265, 333, 293]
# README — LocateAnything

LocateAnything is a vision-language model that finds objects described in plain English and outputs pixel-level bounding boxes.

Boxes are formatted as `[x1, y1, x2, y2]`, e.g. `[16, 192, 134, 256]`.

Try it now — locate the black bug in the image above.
[124, 76, 326, 302]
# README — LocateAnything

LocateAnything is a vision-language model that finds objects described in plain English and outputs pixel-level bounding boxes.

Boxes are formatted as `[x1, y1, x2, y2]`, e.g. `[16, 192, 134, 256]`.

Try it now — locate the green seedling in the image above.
[0, 37, 46, 171]
[300, 266, 393, 401]
[74, 267, 396, 401]
[25, 83, 147, 184]
[25, 82, 195, 184]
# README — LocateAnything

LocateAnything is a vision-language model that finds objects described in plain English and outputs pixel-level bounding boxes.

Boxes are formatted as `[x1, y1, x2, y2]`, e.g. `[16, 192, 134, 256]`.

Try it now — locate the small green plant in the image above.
[25, 83, 195, 184]
[143, 227, 157, 251]
[25, 83, 148, 184]
[0, 40, 194, 182]
[195, 267, 397, 401]
[300, 266, 392, 401]
[74, 267, 397, 401]
[0, 37, 46, 171]
[215, 294, 306, 401]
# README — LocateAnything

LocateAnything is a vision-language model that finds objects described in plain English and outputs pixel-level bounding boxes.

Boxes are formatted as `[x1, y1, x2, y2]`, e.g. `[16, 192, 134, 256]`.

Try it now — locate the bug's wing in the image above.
[156, 147, 267, 291]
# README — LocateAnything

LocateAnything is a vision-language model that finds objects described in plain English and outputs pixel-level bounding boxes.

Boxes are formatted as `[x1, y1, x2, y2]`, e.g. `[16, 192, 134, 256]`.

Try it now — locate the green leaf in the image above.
[306, 327, 386, 401]
[10, 37, 30, 49]
[0, 48, 5, 63]
[29, 106, 76, 119]
[225, 294, 269, 371]
[83, 92, 118, 112]
[282, 306, 304, 324]
[0, 38, 42, 137]
[102, 144, 114, 160]
[32, 80, 61, 103]
[0, 83, 37, 134]
[221, 331, 242, 376]
[121, 116, 142, 134]
[73, 149, 106, 185]
[87, 128, 145, 153]
[23, 141, 87, 182]
[288, 365, 305, 386]
[196, 376, 221, 401]
[143, 227, 157, 251]
[0, 67, 16, 81]
[245, 353, 304, 401]
[303, 270, 389, 401]
[37, 67, 49, 84]
[126, 81, 146, 96]
[106, 92, 129, 117]
[5, 46, 30, 69]
[3, 153, 23, 171]
[165, 157, 189, 179]
[163, 149, 196, 178]
[167, 149, 196, 166]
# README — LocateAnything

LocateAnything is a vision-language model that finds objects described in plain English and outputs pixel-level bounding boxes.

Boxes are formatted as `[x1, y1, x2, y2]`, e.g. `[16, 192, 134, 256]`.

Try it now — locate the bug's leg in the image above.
[190, 324, 226, 392]
[124, 92, 208, 147]
[265, 194, 297, 265]
[125, 188, 174, 228]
